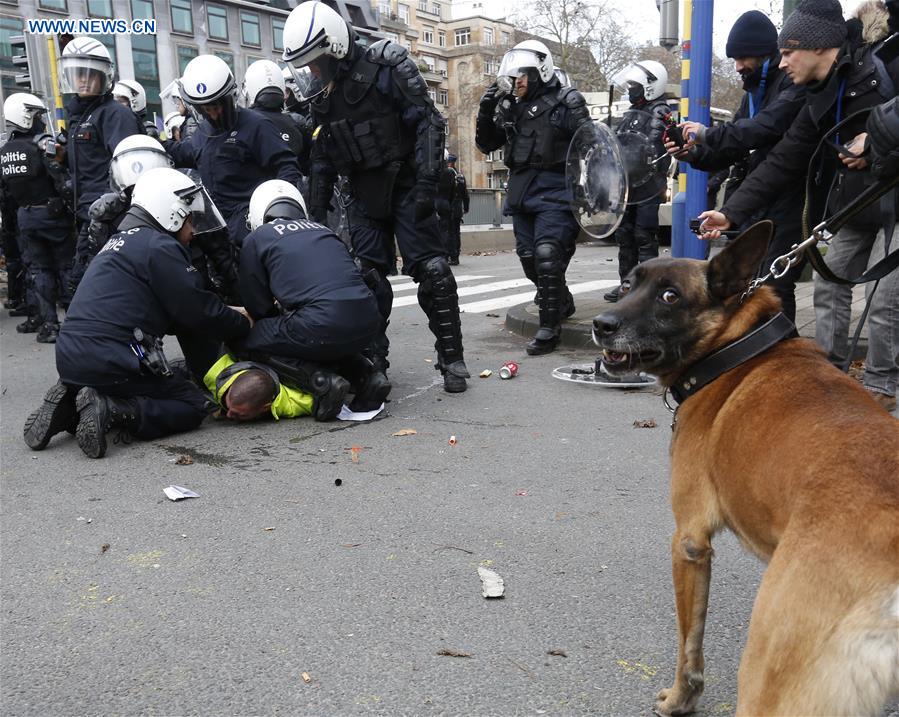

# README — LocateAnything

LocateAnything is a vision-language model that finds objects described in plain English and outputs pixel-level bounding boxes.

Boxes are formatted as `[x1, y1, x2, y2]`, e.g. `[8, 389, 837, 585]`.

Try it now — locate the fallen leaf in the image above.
[633, 419, 657, 428]
[175, 454, 194, 465]
[437, 648, 471, 658]
[342, 543, 363, 548]
[392, 428, 417, 437]
[350, 446, 361, 463]
[100, 544, 110, 554]
[263, 527, 276, 532]
[547, 649, 568, 657]
[479, 369, 493, 378]
[301, 672, 312, 683]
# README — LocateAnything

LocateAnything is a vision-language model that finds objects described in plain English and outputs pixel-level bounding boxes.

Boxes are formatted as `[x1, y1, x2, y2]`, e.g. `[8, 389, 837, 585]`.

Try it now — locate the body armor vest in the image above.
[312, 52, 416, 175]
[502, 89, 572, 171]
[0, 136, 58, 206]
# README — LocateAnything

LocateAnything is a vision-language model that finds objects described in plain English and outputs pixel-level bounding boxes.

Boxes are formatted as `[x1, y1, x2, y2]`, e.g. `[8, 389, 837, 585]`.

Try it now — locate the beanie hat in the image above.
[726, 11, 778, 59]
[779, 0, 848, 50]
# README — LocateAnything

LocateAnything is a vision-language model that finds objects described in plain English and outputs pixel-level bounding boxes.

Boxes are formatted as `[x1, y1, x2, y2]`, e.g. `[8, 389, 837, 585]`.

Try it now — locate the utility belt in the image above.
[21, 197, 68, 219]
[129, 328, 172, 377]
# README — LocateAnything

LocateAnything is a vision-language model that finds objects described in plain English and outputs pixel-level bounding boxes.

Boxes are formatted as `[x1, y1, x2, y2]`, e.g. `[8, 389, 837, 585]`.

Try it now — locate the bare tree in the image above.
[711, 53, 744, 114]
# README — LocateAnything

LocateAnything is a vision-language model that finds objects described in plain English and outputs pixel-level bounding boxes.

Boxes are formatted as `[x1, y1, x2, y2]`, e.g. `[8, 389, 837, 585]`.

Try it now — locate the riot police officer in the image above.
[167, 55, 302, 248]
[436, 153, 469, 265]
[282, 1, 470, 392]
[604, 60, 672, 303]
[62, 36, 144, 291]
[238, 180, 390, 419]
[476, 40, 591, 355]
[243, 60, 306, 160]
[23, 168, 251, 458]
[0, 93, 74, 343]
[112, 79, 159, 138]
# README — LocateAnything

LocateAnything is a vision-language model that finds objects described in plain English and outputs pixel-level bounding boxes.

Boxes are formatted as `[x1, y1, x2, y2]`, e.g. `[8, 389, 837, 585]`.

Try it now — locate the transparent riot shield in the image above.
[566, 119, 628, 238]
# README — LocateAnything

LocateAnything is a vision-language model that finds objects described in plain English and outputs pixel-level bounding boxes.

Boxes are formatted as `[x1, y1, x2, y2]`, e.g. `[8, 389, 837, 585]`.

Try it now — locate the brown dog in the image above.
[593, 221, 899, 716]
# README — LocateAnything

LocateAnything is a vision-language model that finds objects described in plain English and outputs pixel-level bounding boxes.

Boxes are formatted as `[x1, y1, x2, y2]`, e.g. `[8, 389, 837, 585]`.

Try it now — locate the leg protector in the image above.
[528, 243, 565, 355]
[360, 259, 393, 372]
[75, 388, 140, 459]
[416, 256, 469, 391]
[518, 252, 539, 304]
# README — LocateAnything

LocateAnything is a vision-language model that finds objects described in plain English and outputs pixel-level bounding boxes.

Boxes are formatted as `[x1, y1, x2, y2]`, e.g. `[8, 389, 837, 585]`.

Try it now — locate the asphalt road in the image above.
[0, 245, 850, 716]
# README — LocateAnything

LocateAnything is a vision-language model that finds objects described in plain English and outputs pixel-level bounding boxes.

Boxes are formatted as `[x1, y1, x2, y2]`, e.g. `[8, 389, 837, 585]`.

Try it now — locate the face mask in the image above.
[628, 84, 645, 105]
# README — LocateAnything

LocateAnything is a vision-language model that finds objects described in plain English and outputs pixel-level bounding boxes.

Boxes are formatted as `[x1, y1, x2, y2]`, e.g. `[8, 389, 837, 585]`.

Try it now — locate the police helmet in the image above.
[611, 60, 668, 102]
[3, 93, 48, 133]
[110, 135, 174, 193]
[178, 55, 238, 130]
[498, 40, 555, 84]
[59, 36, 115, 96]
[283, 1, 352, 86]
[244, 60, 285, 108]
[131, 167, 224, 235]
[163, 111, 185, 137]
[248, 180, 308, 231]
[113, 79, 147, 114]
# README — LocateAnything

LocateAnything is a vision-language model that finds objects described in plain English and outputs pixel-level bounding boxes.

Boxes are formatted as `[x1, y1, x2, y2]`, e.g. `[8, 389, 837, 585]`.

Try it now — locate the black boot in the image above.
[262, 356, 350, 422]
[337, 355, 392, 412]
[23, 380, 78, 450]
[75, 388, 140, 459]
[563, 286, 576, 318]
[6, 299, 30, 317]
[418, 257, 470, 393]
[526, 272, 563, 356]
[16, 315, 41, 334]
[603, 285, 621, 303]
[36, 322, 60, 344]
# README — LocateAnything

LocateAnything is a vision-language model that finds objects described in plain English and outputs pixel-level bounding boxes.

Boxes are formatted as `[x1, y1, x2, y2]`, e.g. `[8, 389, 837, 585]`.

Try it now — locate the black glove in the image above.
[414, 184, 436, 224]
[478, 83, 500, 116]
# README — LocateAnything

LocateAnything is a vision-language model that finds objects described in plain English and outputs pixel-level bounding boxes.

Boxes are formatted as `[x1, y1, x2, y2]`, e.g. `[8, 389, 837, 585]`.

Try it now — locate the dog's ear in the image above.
[707, 220, 774, 299]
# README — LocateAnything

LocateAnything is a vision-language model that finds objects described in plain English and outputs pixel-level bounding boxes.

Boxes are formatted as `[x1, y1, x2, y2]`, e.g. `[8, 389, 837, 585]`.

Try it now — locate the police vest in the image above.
[503, 88, 573, 171]
[312, 49, 416, 174]
[0, 136, 57, 206]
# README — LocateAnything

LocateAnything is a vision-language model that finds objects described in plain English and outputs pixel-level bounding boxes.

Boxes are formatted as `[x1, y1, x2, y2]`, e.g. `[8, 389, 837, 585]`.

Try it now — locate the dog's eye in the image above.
[659, 289, 679, 304]
[619, 281, 631, 296]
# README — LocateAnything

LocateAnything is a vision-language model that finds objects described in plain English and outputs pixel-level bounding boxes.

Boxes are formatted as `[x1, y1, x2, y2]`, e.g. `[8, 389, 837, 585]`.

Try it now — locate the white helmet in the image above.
[131, 167, 224, 234]
[498, 40, 555, 83]
[283, 1, 351, 85]
[110, 135, 173, 193]
[178, 55, 236, 106]
[611, 60, 668, 102]
[113, 79, 147, 114]
[59, 36, 114, 95]
[244, 60, 285, 107]
[3, 93, 48, 133]
[163, 111, 185, 137]
[248, 180, 308, 231]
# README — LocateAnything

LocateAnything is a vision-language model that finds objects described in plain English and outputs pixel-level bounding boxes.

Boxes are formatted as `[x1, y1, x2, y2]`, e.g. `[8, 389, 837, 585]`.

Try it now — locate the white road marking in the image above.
[458, 280, 620, 314]
[392, 278, 534, 307]
[389, 274, 494, 294]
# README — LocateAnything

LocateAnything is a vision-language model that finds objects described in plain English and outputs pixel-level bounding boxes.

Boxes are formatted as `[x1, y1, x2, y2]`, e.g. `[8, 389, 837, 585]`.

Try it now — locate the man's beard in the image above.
[740, 65, 763, 92]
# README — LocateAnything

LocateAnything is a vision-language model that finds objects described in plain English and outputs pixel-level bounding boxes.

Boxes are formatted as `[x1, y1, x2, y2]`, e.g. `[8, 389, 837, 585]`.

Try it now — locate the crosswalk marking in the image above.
[459, 280, 620, 314]
[389, 274, 494, 294]
[392, 278, 535, 307]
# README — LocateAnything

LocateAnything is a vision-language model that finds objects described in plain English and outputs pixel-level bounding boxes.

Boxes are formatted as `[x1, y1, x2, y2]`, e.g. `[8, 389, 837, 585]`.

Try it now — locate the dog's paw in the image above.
[654, 687, 699, 716]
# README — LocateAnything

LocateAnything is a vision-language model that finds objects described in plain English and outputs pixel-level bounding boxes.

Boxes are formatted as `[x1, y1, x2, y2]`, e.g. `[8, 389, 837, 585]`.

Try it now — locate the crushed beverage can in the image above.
[499, 361, 519, 379]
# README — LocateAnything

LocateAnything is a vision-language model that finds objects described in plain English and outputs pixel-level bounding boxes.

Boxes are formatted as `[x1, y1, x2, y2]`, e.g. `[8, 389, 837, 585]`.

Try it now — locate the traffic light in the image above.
[10, 34, 32, 90]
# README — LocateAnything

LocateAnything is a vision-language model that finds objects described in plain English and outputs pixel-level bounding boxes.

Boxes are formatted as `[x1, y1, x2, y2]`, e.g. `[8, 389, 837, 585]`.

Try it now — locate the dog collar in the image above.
[668, 312, 798, 406]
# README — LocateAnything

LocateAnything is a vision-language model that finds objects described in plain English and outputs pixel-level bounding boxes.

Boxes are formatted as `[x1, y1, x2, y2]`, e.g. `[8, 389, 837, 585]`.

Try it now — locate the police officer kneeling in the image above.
[23, 168, 251, 458]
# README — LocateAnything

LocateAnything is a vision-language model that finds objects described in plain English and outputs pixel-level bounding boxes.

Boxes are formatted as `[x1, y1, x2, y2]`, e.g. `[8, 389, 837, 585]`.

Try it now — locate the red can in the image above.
[499, 361, 519, 379]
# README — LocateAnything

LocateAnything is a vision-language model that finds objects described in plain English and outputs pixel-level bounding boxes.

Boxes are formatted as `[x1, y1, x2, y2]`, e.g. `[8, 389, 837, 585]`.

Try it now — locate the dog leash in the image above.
[663, 313, 799, 429]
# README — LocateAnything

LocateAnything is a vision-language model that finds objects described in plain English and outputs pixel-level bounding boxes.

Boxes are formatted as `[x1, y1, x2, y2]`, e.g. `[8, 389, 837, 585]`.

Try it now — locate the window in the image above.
[38, 0, 67, 10]
[131, 34, 160, 118]
[240, 11, 260, 47]
[212, 49, 234, 74]
[384, 31, 399, 43]
[454, 27, 470, 46]
[427, 87, 436, 102]
[422, 55, 435, 72]
[422, 26, 433, 44]
[438, 89, 447, 104]
[170, 0, 193, 34]
[432, 2, 442, 18]
[483, 27, 494, 45]
[87, 0, 113, 16]
[177, 45, 198, 74]
[272, 17, 285, 51]
[379, 1, 390, 17]
[130, 0, 153, 20]
[0, 15, 23, 74]
[501, 30, 511, 45]
[207, 5, 228, 41]
[397, 3, 409, 23]
[484, 57, 500, 75]
[438, 30, 446, 47]
[96, 34, 117, 67]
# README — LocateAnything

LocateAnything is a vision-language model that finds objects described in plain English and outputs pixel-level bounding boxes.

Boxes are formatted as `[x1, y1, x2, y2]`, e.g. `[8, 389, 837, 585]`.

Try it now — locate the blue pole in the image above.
[681, 0, 713, 259]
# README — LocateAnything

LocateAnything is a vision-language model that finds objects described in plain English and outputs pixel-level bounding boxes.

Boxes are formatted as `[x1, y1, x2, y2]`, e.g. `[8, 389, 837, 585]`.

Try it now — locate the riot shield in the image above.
[566, 119, 628, 238]
[613, 109, 669, 205]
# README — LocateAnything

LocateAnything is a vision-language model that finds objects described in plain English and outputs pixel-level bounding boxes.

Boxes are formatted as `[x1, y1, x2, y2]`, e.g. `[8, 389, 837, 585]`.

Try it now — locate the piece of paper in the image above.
[337, 403, 385, 421]
[164, 485, 199, 501]
[477, 566, 505, 598]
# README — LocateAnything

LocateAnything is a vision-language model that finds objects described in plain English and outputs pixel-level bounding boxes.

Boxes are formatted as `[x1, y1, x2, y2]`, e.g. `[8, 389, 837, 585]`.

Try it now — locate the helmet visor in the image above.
[610, 64, 653, 94]
[60, 55, 112, 95]
[497, 49, 540, 79]
[286, 65, 315, 100]
[178, 185, 226, 236]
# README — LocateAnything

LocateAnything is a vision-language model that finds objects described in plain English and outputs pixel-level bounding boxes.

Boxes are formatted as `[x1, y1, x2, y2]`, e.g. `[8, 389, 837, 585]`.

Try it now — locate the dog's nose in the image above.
[593, 313, 620, 335]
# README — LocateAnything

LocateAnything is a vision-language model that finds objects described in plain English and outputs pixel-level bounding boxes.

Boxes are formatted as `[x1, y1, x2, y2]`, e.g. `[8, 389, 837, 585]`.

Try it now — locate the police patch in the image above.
[197, 82, 207, 94]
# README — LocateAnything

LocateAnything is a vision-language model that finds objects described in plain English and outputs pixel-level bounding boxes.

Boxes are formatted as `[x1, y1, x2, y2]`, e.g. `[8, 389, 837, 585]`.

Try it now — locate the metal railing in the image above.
[463, 189, 511, 227]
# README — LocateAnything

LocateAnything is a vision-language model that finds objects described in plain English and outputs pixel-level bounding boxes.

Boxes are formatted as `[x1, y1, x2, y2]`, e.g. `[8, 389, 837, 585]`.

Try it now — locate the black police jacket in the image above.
[722, 41, 899, 230]
[255, 106, 306, 162]
[0, 131, 71, 233]
[239, 218, 379, 335]
[57, 223, 250, 385]
[436, 167, 470, 220]
[166, 107, 301, 221]
[66, 93, 143, 220]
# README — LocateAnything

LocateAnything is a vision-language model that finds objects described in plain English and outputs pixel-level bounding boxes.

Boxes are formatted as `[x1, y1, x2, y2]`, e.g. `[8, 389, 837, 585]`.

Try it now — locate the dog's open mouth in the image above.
[600, 349, 661, 371]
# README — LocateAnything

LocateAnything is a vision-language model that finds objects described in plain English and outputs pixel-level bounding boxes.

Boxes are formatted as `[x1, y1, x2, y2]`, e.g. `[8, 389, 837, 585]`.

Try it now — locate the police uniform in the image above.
[476, 76, 591, 349]
[66, 92, 144, 286]
[0, 129, 74, 340]
[56, 215, 251, 440]
[436, 161, 469, 264]
[307, 38, 468, 387]
[166, 108, 301, 247]
[239, 217, 380, 361]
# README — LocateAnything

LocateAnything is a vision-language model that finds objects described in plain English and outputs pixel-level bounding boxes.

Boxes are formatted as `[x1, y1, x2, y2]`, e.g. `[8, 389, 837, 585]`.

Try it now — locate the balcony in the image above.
[416, 3, 442, 19]
[419, 66, 445, 84]
[379, 12, 408, 31]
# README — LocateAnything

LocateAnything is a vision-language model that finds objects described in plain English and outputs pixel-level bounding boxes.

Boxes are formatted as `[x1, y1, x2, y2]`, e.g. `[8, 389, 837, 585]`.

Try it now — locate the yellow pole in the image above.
[678, 0, 691, 193]
[46, 36, 65, 132]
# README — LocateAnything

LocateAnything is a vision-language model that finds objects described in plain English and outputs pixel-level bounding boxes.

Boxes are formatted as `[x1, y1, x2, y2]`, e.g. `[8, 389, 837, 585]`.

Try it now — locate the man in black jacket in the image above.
[700, 0, 899, 411]
[670, 10, 808, 321]
[23, 168, 251, 458]
[436, 153, 470, 265]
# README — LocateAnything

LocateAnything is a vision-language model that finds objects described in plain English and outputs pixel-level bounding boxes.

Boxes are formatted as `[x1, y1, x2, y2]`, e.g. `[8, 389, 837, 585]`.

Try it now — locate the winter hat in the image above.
[779, 0, 848, 50]
[726, 11, 778, 58]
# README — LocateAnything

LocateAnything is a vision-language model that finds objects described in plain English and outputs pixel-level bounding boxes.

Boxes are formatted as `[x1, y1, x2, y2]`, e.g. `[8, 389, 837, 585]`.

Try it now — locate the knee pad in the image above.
[416, 256, 456, 296]
[534, 243, 563, 275]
